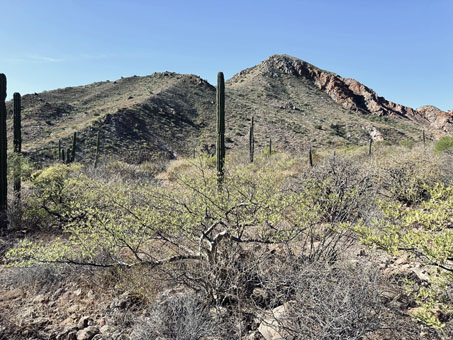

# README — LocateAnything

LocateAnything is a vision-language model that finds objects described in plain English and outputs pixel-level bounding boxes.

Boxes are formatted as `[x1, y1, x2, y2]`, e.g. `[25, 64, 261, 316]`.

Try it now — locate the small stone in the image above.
[258, 303, 294, 340]
[394, 253, 409, 265]
[78, 316, 94, 329]
[61, 316, 76, 329]
[32, 294, 49, 304]
[98, 318, 106, 327]
[67, 304, 80, 313]
[411, 267, 430, 282]
[100, 325, 111, 334]
[87, 290, 96, 300]
[408, 306, 426, 317]
[76, 326, 99, 340]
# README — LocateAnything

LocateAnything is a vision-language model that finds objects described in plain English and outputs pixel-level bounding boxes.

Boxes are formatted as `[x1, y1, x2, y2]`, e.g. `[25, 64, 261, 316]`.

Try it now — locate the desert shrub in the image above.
[130, 293, 218, 340]
[139, 160, 166, 177]
[163, 159, 199, 182]
[7, 153, 35, 181]
[377, 146, 446, 205]
[354, 183, 453, 328]
[0, 264, 78, 294]
[5, 156, 353, 303]
[435, 136, 453, 153]
[5, 163, 86, 231]
[295, 154, 378, 224]
[104, 160, 148, 181]
[254, 254, 432, 339]
[263, 263, 385, 340]
[400, 139, 415, 149]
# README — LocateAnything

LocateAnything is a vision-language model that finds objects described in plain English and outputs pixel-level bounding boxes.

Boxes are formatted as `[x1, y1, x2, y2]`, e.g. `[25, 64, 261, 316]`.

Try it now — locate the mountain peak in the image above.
[230, 54, 453, 134]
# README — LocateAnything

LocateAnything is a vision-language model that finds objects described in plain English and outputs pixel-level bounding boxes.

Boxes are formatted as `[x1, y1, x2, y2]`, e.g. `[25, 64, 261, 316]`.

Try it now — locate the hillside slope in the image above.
[5, 54, 452, 164]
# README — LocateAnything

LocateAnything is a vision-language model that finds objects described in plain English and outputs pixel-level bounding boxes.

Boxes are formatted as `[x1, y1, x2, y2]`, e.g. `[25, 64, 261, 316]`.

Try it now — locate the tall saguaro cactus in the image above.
[269, 137, 272, 156]
[309, 146, 313, 167]
[94, 129, 101, 169]
[216, 72, 225, 187]
[58, 139, 62, 161]
[249, 116, 254, 163]
[66, 148, 71, 164]
[13, 92, 21, 195]
[368, 138, 373, 156]
[71, 132, 77, 162]
[0, 74, 7, 231]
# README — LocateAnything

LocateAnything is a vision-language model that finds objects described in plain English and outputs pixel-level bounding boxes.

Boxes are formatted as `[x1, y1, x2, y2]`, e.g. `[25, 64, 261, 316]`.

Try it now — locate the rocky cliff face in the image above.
[416, 105, 453, 136]
[239, 55, 452, 134]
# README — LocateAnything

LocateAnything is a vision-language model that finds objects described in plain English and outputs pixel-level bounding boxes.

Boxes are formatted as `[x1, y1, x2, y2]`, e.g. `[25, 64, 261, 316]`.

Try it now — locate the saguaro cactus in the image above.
[309, 146, 313, 167]
[269, 137, 272, 156]
[58, 139, 62, 161]
[61, 149, 65, 163]
[216, 72, 225, 187]
[71, 132, 77, 162]
[94, 129, 101, 169]
[66, 148, 71, 164]
[249, 116, 254, 163]
[13, 92, 21, 195]
[422, 130, 426, 147]
[0, 74, 7, 231]
[368, 138, 373, 156]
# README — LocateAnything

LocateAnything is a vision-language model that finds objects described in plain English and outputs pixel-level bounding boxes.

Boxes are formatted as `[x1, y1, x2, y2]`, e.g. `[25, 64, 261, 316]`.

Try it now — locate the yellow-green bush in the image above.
[435, 136, 453, 153]
[354, 183, 453, 328]
[5, 156, 342, 302]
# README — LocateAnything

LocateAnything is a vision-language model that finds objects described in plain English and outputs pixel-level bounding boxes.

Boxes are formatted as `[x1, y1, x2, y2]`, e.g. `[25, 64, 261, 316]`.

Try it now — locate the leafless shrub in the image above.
[0, 264, 75, 294]
[377, 146, 449, 205]
[130, 293, 218, 340]
[295, 154, 378, 224]
[256, 261, 388, 340]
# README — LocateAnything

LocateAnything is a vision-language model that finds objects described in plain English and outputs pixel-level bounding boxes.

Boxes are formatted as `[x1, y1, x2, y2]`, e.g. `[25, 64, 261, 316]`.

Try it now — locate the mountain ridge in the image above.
[4, 54, 452, 164]
[230, 55, 452, 135]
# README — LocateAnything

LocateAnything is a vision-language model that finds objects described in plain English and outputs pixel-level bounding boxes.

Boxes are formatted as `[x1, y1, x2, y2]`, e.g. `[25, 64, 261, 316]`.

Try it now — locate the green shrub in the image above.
[399, 139, 415, 149]
[435, 136, 453, 153]
[354, 183, 453, 328]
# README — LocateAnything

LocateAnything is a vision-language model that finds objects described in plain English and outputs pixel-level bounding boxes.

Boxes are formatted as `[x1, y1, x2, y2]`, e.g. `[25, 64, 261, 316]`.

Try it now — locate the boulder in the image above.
[258, 303, 294, 340]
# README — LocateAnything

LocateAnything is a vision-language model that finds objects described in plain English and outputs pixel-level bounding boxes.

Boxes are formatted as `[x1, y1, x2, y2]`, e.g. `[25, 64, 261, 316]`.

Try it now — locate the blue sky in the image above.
[1, 0, 452, 110]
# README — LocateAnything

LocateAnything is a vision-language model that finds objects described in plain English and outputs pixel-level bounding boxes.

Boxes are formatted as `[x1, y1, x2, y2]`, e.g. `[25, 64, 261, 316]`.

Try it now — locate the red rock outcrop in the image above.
[237, 55, 452, 134]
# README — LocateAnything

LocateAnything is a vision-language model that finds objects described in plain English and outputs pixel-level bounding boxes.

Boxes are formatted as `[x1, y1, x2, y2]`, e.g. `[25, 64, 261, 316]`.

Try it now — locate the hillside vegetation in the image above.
[4, 55, 452, 166]
[0, 55, 452, 339]
[1, 140, 452, 339]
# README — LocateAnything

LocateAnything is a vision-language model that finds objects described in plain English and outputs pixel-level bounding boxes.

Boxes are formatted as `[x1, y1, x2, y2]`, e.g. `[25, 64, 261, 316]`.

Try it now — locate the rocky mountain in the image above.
[5, 54, 452, 164]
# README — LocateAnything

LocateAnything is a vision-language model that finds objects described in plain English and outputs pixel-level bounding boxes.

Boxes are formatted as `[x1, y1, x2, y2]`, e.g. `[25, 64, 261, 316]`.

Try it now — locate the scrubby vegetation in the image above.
[0, 139, 451, 339]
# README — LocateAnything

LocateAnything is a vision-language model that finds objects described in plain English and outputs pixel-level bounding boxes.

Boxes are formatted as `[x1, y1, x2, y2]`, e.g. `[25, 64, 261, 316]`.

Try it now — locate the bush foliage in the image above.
[3, 143, 453, 332]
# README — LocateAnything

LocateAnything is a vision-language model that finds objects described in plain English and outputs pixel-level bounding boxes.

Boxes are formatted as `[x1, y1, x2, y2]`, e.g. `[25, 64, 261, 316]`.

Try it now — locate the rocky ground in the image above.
[0, 238, 449, 340]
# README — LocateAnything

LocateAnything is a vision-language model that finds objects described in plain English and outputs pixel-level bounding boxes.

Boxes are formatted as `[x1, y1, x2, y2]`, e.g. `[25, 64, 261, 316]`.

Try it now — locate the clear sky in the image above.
[1, 0, 452, 110]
